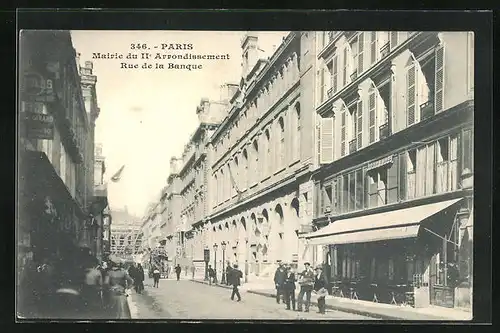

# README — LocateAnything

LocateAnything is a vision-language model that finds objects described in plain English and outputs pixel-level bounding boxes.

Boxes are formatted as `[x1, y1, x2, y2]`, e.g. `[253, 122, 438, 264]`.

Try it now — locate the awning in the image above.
[304, 198, 462, 246]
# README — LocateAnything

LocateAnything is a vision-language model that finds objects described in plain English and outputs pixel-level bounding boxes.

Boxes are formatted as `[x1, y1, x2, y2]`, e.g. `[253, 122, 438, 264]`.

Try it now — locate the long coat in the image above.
[313, 272, 328, 292]
[283, 272, 296, 290]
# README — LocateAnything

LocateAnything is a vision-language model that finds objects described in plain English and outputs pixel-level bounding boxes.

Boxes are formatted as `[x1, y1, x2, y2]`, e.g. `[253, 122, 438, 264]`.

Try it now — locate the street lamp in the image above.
[221, 241, 227, 284]
[204, 246, 210, 281]
[213, 243, 218, 284]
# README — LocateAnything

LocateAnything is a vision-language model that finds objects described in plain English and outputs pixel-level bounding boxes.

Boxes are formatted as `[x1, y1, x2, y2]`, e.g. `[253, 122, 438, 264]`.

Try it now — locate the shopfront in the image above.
[304, 196, 471, 309]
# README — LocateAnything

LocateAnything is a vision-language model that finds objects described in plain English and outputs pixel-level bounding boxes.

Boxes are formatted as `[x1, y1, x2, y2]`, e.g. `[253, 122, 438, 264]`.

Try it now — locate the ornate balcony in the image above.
[379, 123, 391, 140]
[420, 101, 435, 120]
[350, 70, 358, 81]
[380, 42, 390, 58]
[349, 139, 357, 154]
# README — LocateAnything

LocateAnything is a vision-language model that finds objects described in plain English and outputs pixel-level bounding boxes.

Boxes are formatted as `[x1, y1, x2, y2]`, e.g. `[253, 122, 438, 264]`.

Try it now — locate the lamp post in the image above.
[221, 241, 227, 284]
[204, 246, 209, 281]
[213, 243, 218, 284]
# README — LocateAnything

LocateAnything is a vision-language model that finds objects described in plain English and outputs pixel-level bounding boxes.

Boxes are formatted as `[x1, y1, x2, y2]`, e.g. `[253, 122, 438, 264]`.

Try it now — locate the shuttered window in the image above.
[358, 32, 364, 74]
[406, 63, 417, 126]
[434, 45, 445, 113]
[370, 31, 377, 64]
[390, 31, 399, 50]
[332, 54, 338, 94]
[357, 100, 363, 149]
[319, 117, 334, 164]
[368, 89, 376, 143]
[342, 47, 348, 86]
[341, 107, 346, 156]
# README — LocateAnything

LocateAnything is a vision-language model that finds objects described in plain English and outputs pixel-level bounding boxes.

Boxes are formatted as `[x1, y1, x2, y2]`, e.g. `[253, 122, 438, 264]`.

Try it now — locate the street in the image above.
[127, 277, 376, 320]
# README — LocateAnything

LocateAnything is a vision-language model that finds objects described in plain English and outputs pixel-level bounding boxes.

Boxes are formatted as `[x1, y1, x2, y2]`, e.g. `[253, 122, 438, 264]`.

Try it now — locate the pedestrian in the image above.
[152, 267, 161, 287]
[296, 262, 314, 312]
[104, 260, 134, 319]
[208, 265, 216, 285]
[175, 264, 182, 281]
[136, 264, 145, 293]
[128, 263, 138, 292]
[229, 263, 243, 302]
[81, 255, 104, 314]
[313, 265, 329, 314]
[283, 264, 297, 311]
[273, 261, 287, 304]
[191, 265, 196, 279]
[225, 262, 233, 286]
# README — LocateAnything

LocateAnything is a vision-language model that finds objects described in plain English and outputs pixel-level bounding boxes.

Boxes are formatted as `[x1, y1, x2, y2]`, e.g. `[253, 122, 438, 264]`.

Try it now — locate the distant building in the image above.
[109, 207, 143, 257]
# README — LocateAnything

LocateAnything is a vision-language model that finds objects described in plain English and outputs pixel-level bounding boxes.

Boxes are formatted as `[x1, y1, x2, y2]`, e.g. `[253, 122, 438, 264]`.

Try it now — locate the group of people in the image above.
[19, 248, 138, 319]
[274, 262, 329, 314]
[127, 263, 145, 293]
[151, 264, 183, 288]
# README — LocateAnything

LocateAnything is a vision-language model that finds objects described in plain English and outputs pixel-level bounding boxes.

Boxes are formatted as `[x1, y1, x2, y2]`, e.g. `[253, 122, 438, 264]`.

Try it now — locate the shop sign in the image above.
[23, 111, 54, 140]
[366, 155, 394, 171]
[21, 71, 56, 103]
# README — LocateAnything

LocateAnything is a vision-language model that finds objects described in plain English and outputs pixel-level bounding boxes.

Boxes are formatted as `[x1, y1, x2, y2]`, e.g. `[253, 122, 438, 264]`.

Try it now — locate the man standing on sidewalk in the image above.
[175, 264, 182, 281]
[273, 261, 286, 304]
[229, 264, 243, 302]
[208, 265, 216, 285]
[297, 262, 314, 312]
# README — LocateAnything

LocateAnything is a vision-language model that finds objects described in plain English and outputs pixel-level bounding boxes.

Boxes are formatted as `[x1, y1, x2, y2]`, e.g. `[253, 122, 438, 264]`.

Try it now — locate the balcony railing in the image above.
[350, 70, 358, 81]
[380, 42, 390, 58]
[420, 101, 435, 120]
[327, 87, 335, 99]
[379, 123, 391, 140]
[349, 139, 357, 154]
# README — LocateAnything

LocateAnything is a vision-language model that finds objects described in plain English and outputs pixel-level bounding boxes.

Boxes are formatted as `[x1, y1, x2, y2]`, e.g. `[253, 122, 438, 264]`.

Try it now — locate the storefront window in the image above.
[462, 128, 473, 173]
[355, 169, 364, 210]
[348, 172, 356, 211]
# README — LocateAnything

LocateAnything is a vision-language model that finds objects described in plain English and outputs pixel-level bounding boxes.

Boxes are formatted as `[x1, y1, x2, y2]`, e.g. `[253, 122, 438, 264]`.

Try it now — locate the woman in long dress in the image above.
[104, 260, 134, 319]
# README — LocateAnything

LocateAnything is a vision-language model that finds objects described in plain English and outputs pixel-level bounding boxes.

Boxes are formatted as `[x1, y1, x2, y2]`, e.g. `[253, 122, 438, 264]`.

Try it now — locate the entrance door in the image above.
[429, 253, 455, 308]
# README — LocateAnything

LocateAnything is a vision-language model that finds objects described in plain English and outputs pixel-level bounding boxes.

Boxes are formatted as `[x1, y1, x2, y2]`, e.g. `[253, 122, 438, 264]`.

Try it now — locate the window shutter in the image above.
[319, 117, 334, 164]
[357, 100, 363, 149]
[370, 31, 377, 64]
[434, 45, 445, 113]
[406, 63, 417, 126]
[368, 89, 376, 143]
[340, 107, 346, 156]
[342, 47, 348, 86]
[390, 31, 399, 50]
[398, 152, 407, 201]
[387, 155, 399, 204]
[358, 32, 364, 74]
[333, 54, 338, 93]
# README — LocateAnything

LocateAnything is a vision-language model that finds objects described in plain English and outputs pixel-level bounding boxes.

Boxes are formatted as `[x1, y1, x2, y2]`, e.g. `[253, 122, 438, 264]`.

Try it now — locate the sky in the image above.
[70, 30, 289, 217]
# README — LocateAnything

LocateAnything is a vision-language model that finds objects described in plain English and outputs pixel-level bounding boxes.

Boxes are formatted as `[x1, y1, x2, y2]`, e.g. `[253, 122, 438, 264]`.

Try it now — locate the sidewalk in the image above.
[190, 279, 472, 321]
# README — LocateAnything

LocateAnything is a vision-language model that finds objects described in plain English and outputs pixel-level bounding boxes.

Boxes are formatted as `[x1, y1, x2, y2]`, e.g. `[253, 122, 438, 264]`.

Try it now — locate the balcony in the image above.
[327, 87, 335, 99]
[420, 101, 435, 120]
[349, 139, 357, 154]
[350, 70, 358, 81]
[380, 42, 390, 58]
[379, 123, 391, 140]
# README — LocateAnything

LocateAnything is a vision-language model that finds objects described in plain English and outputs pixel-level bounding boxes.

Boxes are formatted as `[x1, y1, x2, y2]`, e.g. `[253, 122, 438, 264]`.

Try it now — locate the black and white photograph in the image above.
[17, 27, 476, 321]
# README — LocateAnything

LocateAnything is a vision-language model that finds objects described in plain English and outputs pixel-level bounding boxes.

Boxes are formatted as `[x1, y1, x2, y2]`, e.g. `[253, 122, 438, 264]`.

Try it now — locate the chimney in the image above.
[241, 32, 259, 79]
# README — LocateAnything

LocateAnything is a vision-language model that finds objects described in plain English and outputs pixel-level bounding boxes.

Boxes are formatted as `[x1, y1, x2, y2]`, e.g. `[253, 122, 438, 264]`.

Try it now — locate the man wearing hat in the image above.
[273, 261, 287, 304]
[313, 264, 329, 314]
[296, 262, 315, 312]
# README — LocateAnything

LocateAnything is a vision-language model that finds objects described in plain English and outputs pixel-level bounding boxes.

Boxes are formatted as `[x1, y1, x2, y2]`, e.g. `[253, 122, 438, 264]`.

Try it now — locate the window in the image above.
[265, 129, 271, 175]
[279, 117, 285, 169]
[358, 32, 365, 74]
[349, 103, 357, 151]
[342, 174, 349, 213]
[390, 31, 399, 50]
[324, 184, 333, 213]
[295, 104, 301, 161]
[320, 65, 327, 103]
[342, 47, 348, 86]
[370, 31, 377, 64]
[332, 54, 338, 94]
[242, 149, 249, 189]
[340, 106, 346, 156]
[356, 100, 363, 149]
[467, 32, 474, 94]
[326, 61, 334, 96]
[368, 87, 377, 143]
[406, 59, 417, 126]
[434, 45, 445, 113]
[462, 129, 473, 173]
[253, 140, 259, 184]
[436, 138, 450, 193]
[349, 36, 358, 77]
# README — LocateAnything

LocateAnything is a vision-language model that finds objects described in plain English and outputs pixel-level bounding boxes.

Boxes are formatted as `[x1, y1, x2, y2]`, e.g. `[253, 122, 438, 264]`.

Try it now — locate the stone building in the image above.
[109, 207, 143, 257]
[198, 32, 317, 283]
[305, 31, 473, 311]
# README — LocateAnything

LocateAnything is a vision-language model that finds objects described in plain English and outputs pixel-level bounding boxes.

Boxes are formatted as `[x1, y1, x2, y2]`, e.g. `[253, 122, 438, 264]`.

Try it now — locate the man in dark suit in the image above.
[283, 263, 297, 311]
[313, 265, 329, 314]
[297, 262, 314, 312]
[229, 263, 243, 302]
[273, 261, 287, 304]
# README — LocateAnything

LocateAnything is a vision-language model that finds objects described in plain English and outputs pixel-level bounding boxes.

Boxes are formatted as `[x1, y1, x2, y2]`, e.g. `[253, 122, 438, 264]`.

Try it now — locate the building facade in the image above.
[109, 207, 143, 258]
[305, 31, 474, 311]
[198, 32, 317, 283]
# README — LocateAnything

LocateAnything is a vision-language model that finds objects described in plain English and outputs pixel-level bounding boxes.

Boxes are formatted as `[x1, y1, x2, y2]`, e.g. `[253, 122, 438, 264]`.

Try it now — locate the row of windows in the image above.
[214, 53, 300, 163]
[316, 128, 473, 217]
[317, 31, 409, 106]
[213, 103, 301, 206]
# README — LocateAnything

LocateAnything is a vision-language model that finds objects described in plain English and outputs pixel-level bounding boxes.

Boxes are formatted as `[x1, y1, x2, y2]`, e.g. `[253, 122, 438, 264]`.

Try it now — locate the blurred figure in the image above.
[283, 264, 297, 311]
[208, 265, 216, 285]
[229, 264, 243, 302]
[225, 262, 233, 285]
[190, 265, 196, 279]
[175, 264, 182, 281]
[81, 255, 104, 314]
[104, 260, 134, 319]
[135, 264, 145, 293]
[297, 262, 314, 312]
[313, 265, 329, 314]
[152, 267, 161, 287]
[273, 261, 286, 304]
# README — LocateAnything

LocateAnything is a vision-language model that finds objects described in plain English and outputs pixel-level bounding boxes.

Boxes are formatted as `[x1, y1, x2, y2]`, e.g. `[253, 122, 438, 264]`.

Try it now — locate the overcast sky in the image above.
[70, 30, 289, 217]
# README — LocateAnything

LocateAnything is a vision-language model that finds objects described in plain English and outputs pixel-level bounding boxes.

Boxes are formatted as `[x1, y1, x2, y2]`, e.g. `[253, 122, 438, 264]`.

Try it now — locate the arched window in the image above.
[279, 117, 285, 169]
[234, 156, 240, 189]
[253, 139, 259, 184]
[265, 128, 271, 175]
[242, 149, 249, 190]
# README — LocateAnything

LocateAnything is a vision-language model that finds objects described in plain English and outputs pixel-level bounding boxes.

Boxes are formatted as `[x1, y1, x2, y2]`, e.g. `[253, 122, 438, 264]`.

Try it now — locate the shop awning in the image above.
[303, 198, 462, 246]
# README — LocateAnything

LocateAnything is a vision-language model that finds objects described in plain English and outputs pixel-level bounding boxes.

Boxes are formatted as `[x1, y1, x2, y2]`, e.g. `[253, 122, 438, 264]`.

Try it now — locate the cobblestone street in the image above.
[127, 277, 376, 320]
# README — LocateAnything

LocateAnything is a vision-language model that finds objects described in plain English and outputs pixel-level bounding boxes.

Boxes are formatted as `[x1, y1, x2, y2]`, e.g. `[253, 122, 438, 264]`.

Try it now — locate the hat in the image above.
[304, 262, 311, 266]
[315, 265, 323, 270]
